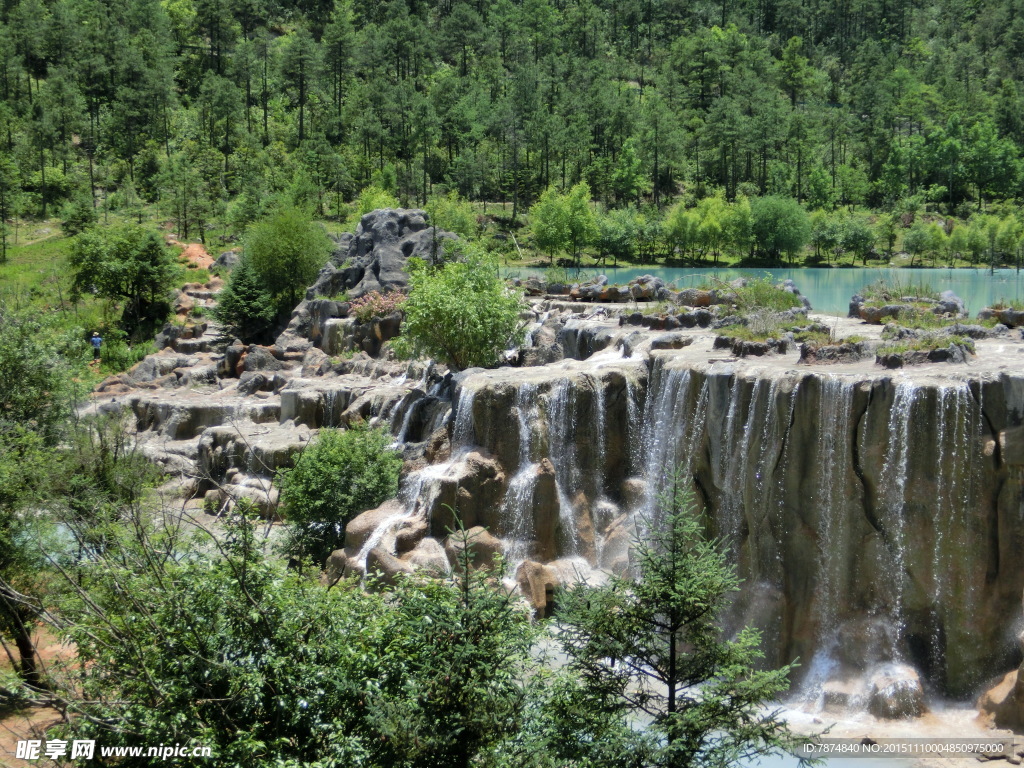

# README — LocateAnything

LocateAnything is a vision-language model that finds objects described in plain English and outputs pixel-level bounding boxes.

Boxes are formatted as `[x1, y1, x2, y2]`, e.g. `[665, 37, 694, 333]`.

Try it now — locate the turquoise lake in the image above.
[503, 266, 1024, 317]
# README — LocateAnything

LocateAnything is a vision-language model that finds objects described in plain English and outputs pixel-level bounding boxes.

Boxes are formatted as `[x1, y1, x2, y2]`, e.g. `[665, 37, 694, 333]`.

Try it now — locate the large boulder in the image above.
[978, 667, 1024, 732]
[366, 546, 415, 586]
[345, 499, 406, 550]
[867, 663, 927, 719]
[516, 560, 559, 618]
[306, 209, 459, 300]
[400, 537, 449, 575]
[444, 526, 505, 570]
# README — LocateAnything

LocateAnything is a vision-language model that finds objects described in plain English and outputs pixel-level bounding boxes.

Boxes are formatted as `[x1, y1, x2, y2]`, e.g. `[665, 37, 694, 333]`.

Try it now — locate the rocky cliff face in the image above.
[345, 316, 1024, 701]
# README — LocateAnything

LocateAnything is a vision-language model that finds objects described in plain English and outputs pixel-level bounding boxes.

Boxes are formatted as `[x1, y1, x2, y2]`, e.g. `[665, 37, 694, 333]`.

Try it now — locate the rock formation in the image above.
[308, 208, 458, 300]
[89, 234, 1024, 718]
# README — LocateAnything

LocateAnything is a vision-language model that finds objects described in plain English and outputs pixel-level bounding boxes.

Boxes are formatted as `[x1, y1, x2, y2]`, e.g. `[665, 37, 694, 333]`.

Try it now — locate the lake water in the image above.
[504, 266, 1024, 317]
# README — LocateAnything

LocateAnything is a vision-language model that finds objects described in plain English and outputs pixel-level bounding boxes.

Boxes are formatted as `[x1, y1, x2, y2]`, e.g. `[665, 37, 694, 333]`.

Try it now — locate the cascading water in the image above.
[639, 358, 699, 520]
[500, 383, 540, 569]
[544, 379, 582, 555]
[876, 381, 917, 647]
[813, 376, 857, 633]
[450, 385, 477, 451]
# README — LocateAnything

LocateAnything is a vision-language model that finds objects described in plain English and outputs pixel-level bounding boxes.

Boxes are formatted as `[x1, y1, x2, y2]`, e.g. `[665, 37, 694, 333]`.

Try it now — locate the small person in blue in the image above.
[90, 331, 102, 361]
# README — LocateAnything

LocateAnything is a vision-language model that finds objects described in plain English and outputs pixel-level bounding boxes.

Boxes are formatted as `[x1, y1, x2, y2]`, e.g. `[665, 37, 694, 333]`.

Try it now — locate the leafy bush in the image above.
[245, 207, 333, 309]
[99, 329, 154, 374]
[349, 290, 406, 323]
[277, 425, 402, 562]
[395, 251, 526, 370]
[426, 191, 477, 237]
[344, 185, 401, 229]
[49, 509, 536, 767]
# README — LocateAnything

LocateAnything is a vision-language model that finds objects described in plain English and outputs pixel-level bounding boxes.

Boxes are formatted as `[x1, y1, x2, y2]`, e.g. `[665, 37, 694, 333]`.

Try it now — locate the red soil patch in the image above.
[178, 243, 214, 270]
[166, 238, 215, 270]
[0, 628, 76, 767]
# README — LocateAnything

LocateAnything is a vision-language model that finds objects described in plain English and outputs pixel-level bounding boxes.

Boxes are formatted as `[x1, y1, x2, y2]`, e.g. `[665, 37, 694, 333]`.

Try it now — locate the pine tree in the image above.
[553, 473, 803, 768]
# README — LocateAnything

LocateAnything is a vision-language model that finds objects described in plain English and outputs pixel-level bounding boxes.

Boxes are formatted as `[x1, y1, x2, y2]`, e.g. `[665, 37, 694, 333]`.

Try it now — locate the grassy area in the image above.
[1, 218, 164, 380]
[732, 278, 804, 313]
[877, 334, 975, 357]
[714, 323, 783, 343]
[991, 298, 1024, 310]
[860, 277, 941, 305]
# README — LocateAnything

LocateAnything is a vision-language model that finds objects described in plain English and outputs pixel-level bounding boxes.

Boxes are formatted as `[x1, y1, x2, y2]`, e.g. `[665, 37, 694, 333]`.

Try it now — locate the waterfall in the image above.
[813, 376, 856, 634]
[639, 359, 701, 520]
[393, 392, 419, 445]
[624, 376, 641, 470]
[450, 385, 477, 452]
[500, 383, 540, 569]
[718, 378, 770, 551]
[877, 381, 917, 647]
[546, 379, 583, 555]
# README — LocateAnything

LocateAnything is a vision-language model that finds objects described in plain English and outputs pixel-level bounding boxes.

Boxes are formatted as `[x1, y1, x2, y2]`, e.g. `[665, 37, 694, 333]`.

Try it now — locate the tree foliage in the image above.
[549, 475, 803, 768]
[277, 425, 402, 563]
[68, 223, 176, 335]
[244, 207, 332, 310]
[47, 507, 536, 768]
[212, 254, 277, 343]
[751, 196, 812, 263]
[397, 250, 525, 370]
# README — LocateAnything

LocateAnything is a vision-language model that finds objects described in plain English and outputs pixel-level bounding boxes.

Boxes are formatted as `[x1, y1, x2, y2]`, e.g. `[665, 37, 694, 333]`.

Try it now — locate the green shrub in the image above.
[69, 223, 177, 338]
[245, 207, 333, 309]
[61, 193, 98, 236]
[395, 250, 526, 370]
[733, 277, 804, 314]
[277, 425, 402, 563]
[343, 185, 401, 229]
[100, 330, 154, 374]
[426, 191, 478, 238]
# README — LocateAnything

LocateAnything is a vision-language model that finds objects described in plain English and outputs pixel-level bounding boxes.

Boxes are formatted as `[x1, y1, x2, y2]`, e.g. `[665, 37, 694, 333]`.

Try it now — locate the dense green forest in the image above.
[2, 0, 1024, 246]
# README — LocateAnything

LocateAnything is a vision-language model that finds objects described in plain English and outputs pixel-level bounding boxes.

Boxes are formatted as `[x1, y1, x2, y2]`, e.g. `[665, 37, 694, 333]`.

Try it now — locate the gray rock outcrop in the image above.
[307, 209, 458, 300]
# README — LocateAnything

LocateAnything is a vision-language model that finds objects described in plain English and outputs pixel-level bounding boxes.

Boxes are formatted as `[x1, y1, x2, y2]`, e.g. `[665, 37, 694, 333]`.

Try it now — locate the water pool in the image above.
[504, 266, 1024, 316]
